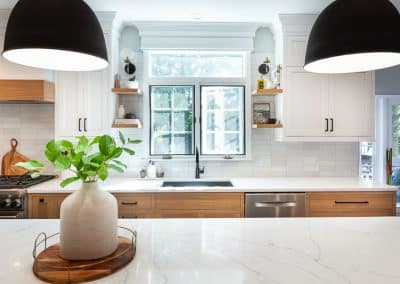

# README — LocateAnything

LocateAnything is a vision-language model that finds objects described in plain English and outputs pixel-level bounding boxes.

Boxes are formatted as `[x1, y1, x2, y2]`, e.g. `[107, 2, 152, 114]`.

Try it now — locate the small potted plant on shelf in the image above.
[17, 132, 141, 261]
[126, 75, 138, 89]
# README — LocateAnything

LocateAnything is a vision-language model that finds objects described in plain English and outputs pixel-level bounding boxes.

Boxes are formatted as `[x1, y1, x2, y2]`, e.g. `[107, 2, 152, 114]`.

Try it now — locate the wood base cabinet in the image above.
[28, 194, 69, 219]
[306, 192, 396, 217]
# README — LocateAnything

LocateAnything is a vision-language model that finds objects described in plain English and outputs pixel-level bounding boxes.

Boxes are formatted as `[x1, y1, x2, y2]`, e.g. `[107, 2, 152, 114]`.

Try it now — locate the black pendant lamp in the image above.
[3, 0, 108, 71]
[304, 0, 400, 74]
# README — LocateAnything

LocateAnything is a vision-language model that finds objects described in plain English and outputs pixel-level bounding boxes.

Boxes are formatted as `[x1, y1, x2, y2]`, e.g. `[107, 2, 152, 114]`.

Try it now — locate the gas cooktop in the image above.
[0, 175, 56, 189]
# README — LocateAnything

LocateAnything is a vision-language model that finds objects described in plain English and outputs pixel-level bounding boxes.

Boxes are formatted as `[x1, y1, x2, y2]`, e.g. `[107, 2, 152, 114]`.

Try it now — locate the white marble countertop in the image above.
[2, 217, 400, 284]
[26, 177, 397, 194]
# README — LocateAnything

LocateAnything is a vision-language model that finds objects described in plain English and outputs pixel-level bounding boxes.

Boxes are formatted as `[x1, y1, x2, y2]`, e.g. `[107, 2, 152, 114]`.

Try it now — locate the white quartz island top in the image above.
[27, 177, 397, 194]
[2, 217, 400, 284]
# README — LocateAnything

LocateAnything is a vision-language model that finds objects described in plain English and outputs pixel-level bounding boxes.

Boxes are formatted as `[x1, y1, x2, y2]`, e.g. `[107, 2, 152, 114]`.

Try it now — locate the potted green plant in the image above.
[18, 132, 140, 260]
[126, 75, 138, 89]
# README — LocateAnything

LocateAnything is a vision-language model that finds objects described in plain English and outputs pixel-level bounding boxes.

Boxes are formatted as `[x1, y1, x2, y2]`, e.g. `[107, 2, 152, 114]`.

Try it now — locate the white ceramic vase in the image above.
[127, 81, 138, 89]
[59, 181, 118, 260]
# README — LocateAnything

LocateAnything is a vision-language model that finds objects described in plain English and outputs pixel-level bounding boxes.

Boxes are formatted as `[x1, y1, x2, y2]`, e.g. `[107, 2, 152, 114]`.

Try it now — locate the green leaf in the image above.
[128, 139, 142, 144]
[111, 160, 127, 169]
[97, 165, 108, 181]
[122, 147, 135, 155]
[60, 177, 80, 188]
[31, 172, 41, 179]
[107, 164, 124, 173]
[87, 153, 105, 165]
[75, 136, 91, 153]
[90, 136, 101, 145]
[99, 135, 116, 156]
[54, 156, 71, 171]
[71, 152, 83, 169]
[118, 131, 126, 145]
[16, 160, 44, 172]
[45, 140, 59, 162]
[60, 140, 73, 151]
[111, 147, 123, 159]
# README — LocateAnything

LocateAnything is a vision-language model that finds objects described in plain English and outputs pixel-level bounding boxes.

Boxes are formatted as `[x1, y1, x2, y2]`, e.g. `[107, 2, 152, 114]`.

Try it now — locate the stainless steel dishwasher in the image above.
[245, 193, 306, 217]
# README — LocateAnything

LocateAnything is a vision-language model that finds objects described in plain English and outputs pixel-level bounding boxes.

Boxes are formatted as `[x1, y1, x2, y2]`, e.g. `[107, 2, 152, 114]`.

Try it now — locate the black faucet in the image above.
[195, 147, 204, 179]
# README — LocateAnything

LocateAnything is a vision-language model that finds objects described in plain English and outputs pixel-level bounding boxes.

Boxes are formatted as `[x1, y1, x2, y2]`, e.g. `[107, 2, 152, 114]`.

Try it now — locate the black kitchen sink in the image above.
[162, 181, 233, 187]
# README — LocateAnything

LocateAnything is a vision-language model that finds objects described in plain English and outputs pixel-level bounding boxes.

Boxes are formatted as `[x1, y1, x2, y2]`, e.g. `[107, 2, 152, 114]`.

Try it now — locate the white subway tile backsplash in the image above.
[0, 104, 54, 174]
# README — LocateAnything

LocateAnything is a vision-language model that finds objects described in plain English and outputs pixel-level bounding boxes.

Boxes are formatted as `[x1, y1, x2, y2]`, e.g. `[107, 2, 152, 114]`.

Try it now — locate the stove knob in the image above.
[11, 199, 21, 208]
[4, 198, 11, 207]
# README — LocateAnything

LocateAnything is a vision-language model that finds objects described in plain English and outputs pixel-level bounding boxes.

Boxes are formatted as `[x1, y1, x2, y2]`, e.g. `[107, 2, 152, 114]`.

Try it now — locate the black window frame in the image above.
[149, 85, 196, 156]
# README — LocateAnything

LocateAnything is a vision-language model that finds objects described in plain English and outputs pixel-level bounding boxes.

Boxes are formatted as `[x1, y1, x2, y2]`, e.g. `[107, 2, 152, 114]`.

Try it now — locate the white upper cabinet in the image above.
[55, 12, 115, 139]
[285, 67, 329, 137]
[279, 14, 375, 141]
[328, 72, 374, 138]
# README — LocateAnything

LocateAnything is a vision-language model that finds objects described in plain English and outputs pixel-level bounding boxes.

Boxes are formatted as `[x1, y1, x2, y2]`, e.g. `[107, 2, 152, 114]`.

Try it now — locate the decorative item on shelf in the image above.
[257, 57, 274, 90]
[118, 104, 125, 119]
[124, 57, 136, 75]
[114, 74, 121, 89]
[386, 148, 393, 185]
[274, 64, 282, 87]
[253, 103, 271, 124]
[125, 113, 136, 119]
[16, 133, 142, 262]
[127, 76, 139, 89]
[112, 118, 142, 129]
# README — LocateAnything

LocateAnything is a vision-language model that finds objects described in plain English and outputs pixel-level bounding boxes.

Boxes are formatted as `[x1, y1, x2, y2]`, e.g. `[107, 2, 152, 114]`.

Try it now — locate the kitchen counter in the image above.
[27, 177, 397, 194]
[2, 217, 400, 284]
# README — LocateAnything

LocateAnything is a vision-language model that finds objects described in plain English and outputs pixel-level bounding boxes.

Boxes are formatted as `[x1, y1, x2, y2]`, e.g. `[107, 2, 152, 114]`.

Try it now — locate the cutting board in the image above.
[1, 138, 29, 176]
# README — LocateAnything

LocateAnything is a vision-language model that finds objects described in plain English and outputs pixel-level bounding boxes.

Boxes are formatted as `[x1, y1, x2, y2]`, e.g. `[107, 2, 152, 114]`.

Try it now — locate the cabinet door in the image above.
[285, 67, 329, 137]
[329, 72, 374, 138]
[81, 70, 109, 136]
[284, 35, 308, 67]
[28, 194, 68, 219]
[55, 72, 84, 137]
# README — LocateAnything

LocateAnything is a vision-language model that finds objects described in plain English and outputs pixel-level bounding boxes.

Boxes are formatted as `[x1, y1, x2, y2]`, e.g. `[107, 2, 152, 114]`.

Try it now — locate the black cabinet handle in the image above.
[39, 198, 45, 203]
[78, 118, 82, 132]
[325, 118, 329, 132]
[335, 201, 369, 204]
[84, 118, 87, 132]
[330, 118, 334, 132]
[121, 201, 138, 206]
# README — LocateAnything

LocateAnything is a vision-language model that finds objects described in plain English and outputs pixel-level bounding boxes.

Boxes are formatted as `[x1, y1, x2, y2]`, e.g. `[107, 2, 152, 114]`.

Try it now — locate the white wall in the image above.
[114, 24, 359, 178]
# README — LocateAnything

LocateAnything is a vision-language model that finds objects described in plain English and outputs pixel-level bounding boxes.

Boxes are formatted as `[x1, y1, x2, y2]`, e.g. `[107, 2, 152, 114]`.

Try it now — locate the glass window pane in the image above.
[150, 51, 245, 78]
[151, 86, 194, 155]
[201, 86, 245, 155]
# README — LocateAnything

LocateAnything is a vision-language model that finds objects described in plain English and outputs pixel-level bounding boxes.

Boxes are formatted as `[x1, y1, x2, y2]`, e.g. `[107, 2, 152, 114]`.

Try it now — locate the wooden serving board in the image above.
[1, 138, 29, 176]
[33, 236, 135, 284]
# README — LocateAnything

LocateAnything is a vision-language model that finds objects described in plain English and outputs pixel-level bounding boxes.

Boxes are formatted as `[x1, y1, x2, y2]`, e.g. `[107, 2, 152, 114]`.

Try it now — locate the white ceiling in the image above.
[0, 0, 399, 30]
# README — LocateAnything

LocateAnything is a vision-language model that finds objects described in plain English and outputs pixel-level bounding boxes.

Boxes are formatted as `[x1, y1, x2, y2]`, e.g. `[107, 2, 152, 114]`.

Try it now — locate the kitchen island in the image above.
[2, 217, 400, 284]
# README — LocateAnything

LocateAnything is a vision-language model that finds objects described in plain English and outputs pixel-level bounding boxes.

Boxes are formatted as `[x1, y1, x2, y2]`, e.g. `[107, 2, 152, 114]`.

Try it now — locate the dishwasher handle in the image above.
[255, 201, 297, 208]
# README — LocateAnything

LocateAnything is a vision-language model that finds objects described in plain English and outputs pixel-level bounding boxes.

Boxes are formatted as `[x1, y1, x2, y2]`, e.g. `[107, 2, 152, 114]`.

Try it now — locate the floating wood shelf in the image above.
[251, 87, 283, 96]
[112, 88, 142, 95]
[252, 123, 283, 129]
[112, 123, 142, 129]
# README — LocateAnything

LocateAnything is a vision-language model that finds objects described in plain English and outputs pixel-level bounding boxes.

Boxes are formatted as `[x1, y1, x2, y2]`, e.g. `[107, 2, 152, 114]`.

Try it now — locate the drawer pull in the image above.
[39, 198, 45, 203]
[121, 201, 138, 206]
[255, 201, 296, 208]
[335, 201, 369, 204]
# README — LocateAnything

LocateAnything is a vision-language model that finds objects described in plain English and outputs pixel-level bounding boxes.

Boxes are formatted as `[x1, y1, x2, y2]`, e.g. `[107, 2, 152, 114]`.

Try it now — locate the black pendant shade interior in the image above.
[3, 0, 108, 71]
[304, 0, 400, 74]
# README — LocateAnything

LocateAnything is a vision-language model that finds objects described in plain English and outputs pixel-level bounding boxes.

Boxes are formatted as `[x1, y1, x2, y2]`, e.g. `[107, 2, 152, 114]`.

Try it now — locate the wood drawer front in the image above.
[154, 193, 243, 211]
[115, 194, 153, 211]
[28, 194, 69, 219]
[308, 192, 396, 217]
[152, 210, 242, 218]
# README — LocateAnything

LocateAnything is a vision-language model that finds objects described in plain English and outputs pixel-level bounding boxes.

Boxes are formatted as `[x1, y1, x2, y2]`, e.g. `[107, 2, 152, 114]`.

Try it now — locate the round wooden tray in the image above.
[33, 236, 136, 284]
